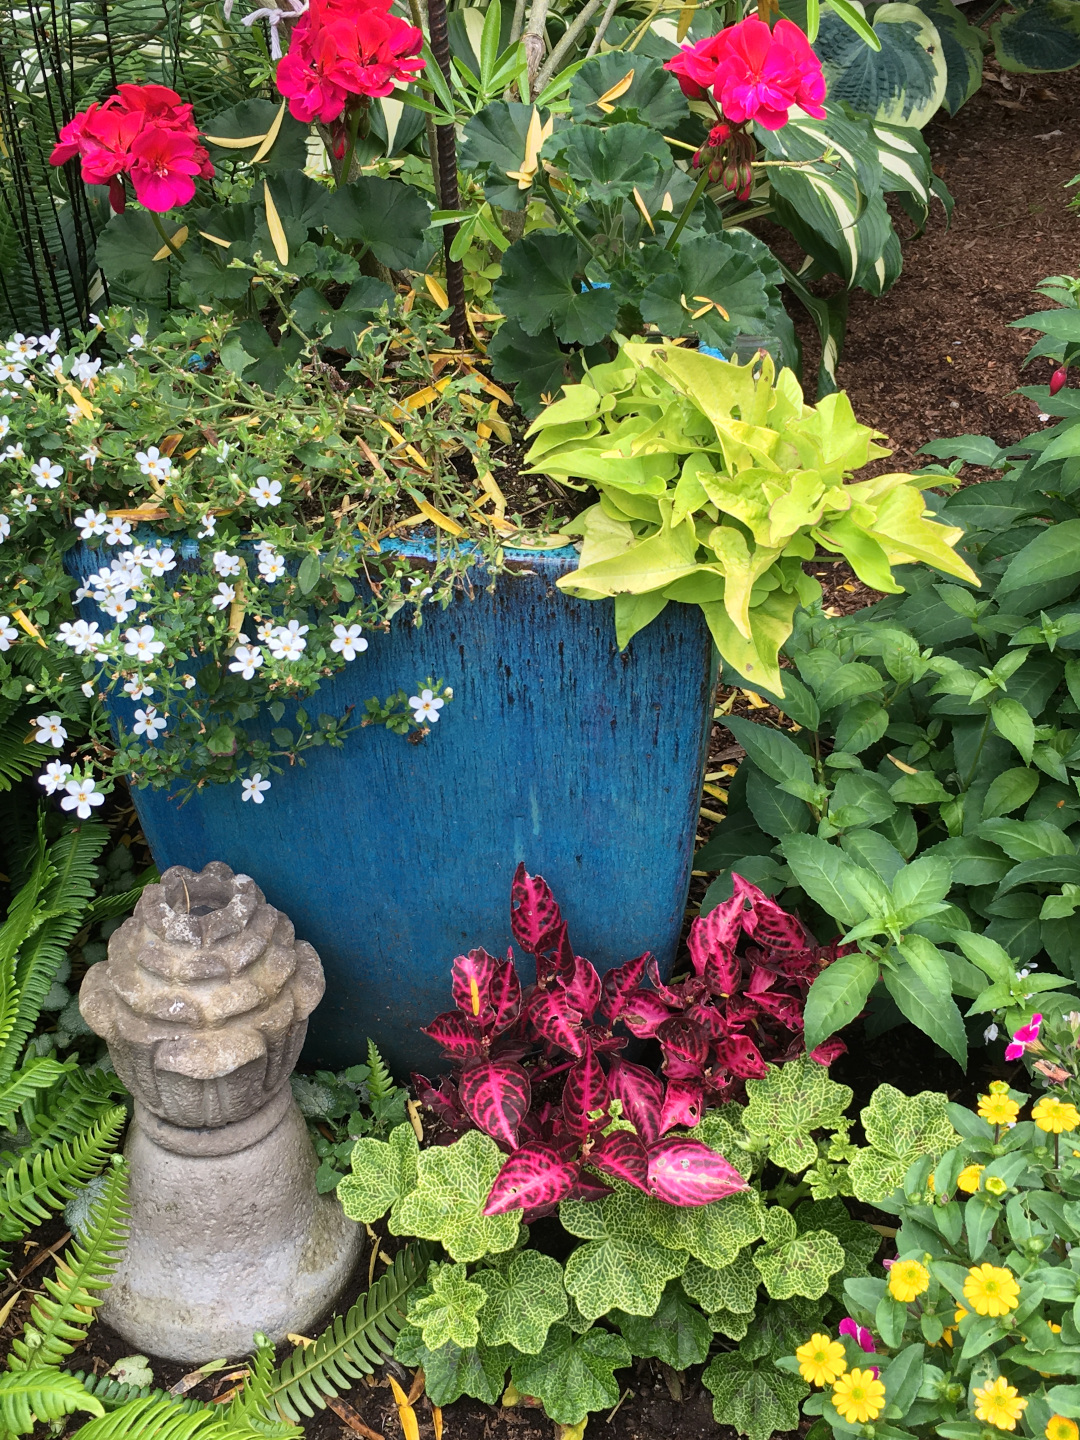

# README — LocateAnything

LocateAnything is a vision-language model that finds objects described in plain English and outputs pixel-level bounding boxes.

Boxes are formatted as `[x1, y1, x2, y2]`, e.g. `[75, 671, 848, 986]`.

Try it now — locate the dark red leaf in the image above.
[598, 952, 649, 1022]
[646, 1137, 749, 1206]
[483, 1141, 580, 1216]
[686, 885, 748, 979]
[810, 1036, 847, 1065]
[528, 990, 586, 1057]
[608, 1058, 664, 1144]
[750, 990, 804, 1028]
[459, 1060, 532, 1148]
[564, 1176, 614, 1204]
[715, 1033, 769, 1080]
[561, 955, 602, 1018]
[657, 1017, 710, 1075]
[589, 1130, 649, 1191]
[645, 956, 689, 1009]
[421, 1011, 484, 1059]
[411, 1072, 467, 1129]
[450, 949, 523, 1035]
[510, 864, 565, 957]
[744, 888, 810, 953]
[487, 957, 524, 1035]
[562, 1044, 610, 1135]
[659, 1078, 706, 1133]
[619, 990, 673, 1039]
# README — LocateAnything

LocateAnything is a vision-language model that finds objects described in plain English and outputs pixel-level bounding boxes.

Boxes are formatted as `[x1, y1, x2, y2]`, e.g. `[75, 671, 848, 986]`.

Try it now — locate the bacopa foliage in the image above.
[414, 867, 848, 1222]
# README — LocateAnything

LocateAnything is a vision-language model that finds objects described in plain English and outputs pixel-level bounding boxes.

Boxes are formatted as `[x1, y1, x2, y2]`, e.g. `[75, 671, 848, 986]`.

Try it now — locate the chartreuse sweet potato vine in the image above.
[525, 344, 977, 692]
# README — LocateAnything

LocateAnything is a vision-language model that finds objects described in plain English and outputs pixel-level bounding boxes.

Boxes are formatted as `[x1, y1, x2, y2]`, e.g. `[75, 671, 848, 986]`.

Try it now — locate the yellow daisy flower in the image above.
[978, 1093, 1020, 1126]
[989, 1080, 1011, 1094]
[1032, 1096, 1080, 1134]
[832, 1368, 886, 1425]
[964, 1263, 1020, 1317]
[795, 1334, 847, 1387]
[955, 1305, 969, 1324]
[888, 1258, 930, 1303]
[974, 1376, 1027, 1431]
[957, 1164, 984, 1193]
[1047, 1417, 1079, 1440]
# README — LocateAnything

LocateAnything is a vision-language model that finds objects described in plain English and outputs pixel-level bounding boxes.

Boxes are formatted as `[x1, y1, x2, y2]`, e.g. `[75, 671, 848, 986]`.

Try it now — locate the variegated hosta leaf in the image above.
[559, 1184, 689, 1320]
[395, 1318, 512, 1407]
[795, 1197, 881, 1298]
[848, 1084, 958, 1203]
[872, 122, 934, 219]
[753, 1207, 845, 1299]
[701, 1352, 809, 1440]
[509, 1325, 631, 1426]
[914, 0, 984, 114]
[612, 1280, 711, 1370]
[814, 4, 948, 129]
[742, 1055, 853, 1175]
[644, 1188, 762, 1270]
[338, 1122, 419, 1224]
[682, 1248, 761, 1315]
[474, 1249, 568, 1354]
[389, 1130, 522, 1262]
[407, 1262, 488, 1351]
[991, 0, 1080, 74]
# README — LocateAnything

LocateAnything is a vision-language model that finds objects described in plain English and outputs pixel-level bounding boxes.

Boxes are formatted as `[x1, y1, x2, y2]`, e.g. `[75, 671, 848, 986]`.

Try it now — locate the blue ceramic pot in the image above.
[69, 539, 714, 1075]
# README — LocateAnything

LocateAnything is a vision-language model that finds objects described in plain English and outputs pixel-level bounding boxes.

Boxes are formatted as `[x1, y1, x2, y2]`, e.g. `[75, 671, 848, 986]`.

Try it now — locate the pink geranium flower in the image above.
[276, 0, 424, 123]
[664, 16, 827, 131]
[129, 128, 203, 210]
[1005, 1013, 1042, 1062]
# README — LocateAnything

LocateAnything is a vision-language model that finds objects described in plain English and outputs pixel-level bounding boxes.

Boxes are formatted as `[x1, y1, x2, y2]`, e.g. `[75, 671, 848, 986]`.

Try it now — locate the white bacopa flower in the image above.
[135, 446, 172, 481]
[241, 772, 271, 804]
[3, 442, 25, 462]
[33, 713, 68, 747]
[213, 551, 243, 578]
[183, 673, 197, 688]
[215, 442, 231, 464]
[253, 538, 274, 556]
[248, 477, 282, 508]
[211, 582, 235, 612]
[0, 514, 9, 543]
[75, 507, 107, 539]
[46, 352, 64, 375]
[80, 444, 100, 468]
[0, 615, 18, 651]
[983, 1023, 999, 1043]
[409, 577, 434, 598]
[409, 688, 444, 724]
[229, 644, 264, 679]
[38, 760, 72, 795]
[128, 334, 145, 351]
[0, 365, 26, 386]
[331, 623, 368, 661]
[123, 625, 164, 660]
[36, 329, 60, 355]
[124, 677, 154, 700]
[258, 553, 286, 583]
[100, 595, 137, 621]
[88, 313, 102, 328]
[30, 457, 63, 489]
[255, 620, 275, 644]
[58, 619, 103, 654]
[197, 513, 217, 539]
[146, 546, 176, 577]
[81, 682, 95, 698]
[70, 353, 101, 384]
[133, 706, 167, 740]
[13, 493, 37, 514]
[0, 417, 8, 441]
[6, 334, 36, 362]
[61, 775, 105, 818]
[65, 404, 83, 425]
[104, 517, 132, 546]
[269, 620, 308, 661]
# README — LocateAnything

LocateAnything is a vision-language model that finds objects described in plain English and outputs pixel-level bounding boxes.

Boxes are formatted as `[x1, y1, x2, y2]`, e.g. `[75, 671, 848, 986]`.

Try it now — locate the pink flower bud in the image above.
[1050, 366, 1068, 396]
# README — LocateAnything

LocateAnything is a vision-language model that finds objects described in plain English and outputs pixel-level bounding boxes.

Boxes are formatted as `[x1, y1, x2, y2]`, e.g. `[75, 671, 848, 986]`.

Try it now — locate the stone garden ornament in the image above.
[80, 860, 361, 1361]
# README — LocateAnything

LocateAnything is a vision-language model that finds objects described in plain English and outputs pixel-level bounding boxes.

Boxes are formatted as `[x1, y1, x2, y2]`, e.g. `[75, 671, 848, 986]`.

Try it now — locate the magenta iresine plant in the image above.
[413, 866, 848, 1222]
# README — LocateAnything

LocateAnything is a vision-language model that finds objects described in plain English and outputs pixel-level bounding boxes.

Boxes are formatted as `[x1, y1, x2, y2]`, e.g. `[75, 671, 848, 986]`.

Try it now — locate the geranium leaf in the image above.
[474, 1249, 568, 1353]
[493, 234, 618, 347]
[324, 175, 432, 270]
[569, 53, 689, 129]
[701, 1351, 809, 1440]
[509, 1325, 631, 1426]
[640, 237, 772, 350]
[390, 1130, 522, 1261]
[613, 1279, 711, 1369]
[487, 320, 582, 420]
[407, 1261, 488, 1350]
[560, 1184, 689, 1319]
[543, 122, 671, 202]
[338, 1121, 419, 1224]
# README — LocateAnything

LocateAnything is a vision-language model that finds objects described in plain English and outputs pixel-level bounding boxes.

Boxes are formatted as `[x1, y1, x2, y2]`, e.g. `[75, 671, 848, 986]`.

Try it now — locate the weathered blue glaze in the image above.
[69, 541, 715, 1075]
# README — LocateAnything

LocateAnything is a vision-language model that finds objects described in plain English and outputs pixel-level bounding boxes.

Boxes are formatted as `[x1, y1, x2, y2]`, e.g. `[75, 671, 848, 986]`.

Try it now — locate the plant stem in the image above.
[665, 163, 711, 251]
[150, 211, 184, 260]
[586, 0, 621, 56]
[407, 0, 442, 198]
[510, 0, 529, 45]
[535, 0, 604, 92]
[538, 172, 602, 263]
[522, 0, 551, 98]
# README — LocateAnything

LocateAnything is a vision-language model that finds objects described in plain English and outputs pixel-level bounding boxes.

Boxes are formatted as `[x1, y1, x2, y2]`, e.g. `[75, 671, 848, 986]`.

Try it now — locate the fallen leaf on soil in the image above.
[388, 1375, 420, 1440]
[327, 1395, 385, 1440]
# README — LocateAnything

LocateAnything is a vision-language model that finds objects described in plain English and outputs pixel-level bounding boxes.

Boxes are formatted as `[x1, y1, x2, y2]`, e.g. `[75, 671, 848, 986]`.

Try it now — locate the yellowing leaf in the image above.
[253, 100, 287, 163]
[12, 608, 46, 648]
[199, 230, 232, 249]
[63, 383, 94, 419]
[202, 131, 268, 148]
[413, 498, 464, 535]
[887, 753, 920, 775]
[631, 187, 655, 233]
[596, 69, 634, 112]
[505, 108, 554, 189]
[424, 275, 449, 309]
[263, 180, 289, 266]
[388, 1376, 419, 1440]
[287, 1334, 314, 1348]
[432, 1407, 443, 1440]
[152, 225, 188, 261]
[677, 2, 696, 39]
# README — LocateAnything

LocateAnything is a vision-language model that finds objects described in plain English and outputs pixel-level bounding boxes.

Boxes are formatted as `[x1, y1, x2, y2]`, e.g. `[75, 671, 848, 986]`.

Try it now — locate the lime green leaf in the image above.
[560, 1185, 688, 1319]
[701, 1352, 809, 1440]
[849, 1085, 958, 1202]
[474, 1249, 568, 1354]
[509, 1325, 631, 1425]
[339, 1122, 419, 1224]
[389, 1131, 521, 1262]
[408, 1262, 488, 1350]
[743, 1055, 854, 1174]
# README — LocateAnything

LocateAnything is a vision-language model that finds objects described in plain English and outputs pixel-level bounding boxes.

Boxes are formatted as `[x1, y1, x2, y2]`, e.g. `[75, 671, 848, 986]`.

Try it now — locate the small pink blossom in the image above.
[839, 1318, 876, 1353]
[1005, 1013, 1042, 1062]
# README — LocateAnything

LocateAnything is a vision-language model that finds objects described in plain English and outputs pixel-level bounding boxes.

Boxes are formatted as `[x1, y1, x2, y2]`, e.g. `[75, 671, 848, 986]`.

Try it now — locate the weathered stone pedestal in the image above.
[80, 861, 362, 1362]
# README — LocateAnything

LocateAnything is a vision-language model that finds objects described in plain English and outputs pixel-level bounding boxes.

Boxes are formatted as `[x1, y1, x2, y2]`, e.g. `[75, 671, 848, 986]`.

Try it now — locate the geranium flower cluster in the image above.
[665, 17, 826, 129]
[276, 0, 425, 124]
[50, 83, 214, 213]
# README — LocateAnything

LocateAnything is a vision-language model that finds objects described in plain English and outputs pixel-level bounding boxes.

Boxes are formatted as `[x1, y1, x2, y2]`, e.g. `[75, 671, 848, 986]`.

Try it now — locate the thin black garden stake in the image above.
[425, 0, 468, 345]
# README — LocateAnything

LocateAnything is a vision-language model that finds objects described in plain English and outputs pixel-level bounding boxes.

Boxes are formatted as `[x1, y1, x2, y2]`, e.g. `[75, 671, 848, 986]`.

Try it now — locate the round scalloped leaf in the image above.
[753, 1226, 845, 1300]
[814, 4, 948, 128]
[201, 99, 310, 173]
[542, 122, 672, 204]
[568, 53, 689, 130]
[492, 234, 619, 348]
[644, 1188, 762, 1270]
[913, 0, 986, 113]
[559, 1185, 688, 1320]
[338, 1121, 419, 1225]
[612, 1280, 711, 1369]
[639, 237, 772, 351]
[324, 176, 432, 270]
[848, 1084, 958, 1203]
[474, 1249, 568, 1354]
[395, 1320, 512, 1407]
[389, 1130, 522, 1262]
[682, 1248, 761, 1315]
[509, 1325, 631, 1426]
[407, 1262, 488, 1351]
[991, 0, 1080, 72]
[460, 103, 549, 211]
[742, 1055, 853, 1175]
[487, 320, 583, 420]
[701, 1351, 809, 1440]
[708, 1306, 753, 1340]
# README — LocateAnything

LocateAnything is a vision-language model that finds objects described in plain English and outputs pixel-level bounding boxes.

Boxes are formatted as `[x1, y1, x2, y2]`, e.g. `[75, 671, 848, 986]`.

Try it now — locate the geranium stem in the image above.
[150, 212, 184, 260]
[665, 164, 711, 251]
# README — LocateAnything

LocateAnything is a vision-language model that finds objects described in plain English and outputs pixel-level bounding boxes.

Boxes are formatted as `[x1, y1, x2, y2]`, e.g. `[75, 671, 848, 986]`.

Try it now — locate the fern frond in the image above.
[9, 1069, 126, 1167]
[0, 1057, 74, 1132]
[264, 1243, 432, 1422]
[72, 1395, 297, 1440]
[0, 822, 53, 1069]
[365, 1038, 394, 1104]
[0, 715, 41, 794]
[0, 1367, 104, 1435]
[66, 1371, 160, 1410]
[0, 1104, 126, 1243]
[7, 1154, 128, 1370]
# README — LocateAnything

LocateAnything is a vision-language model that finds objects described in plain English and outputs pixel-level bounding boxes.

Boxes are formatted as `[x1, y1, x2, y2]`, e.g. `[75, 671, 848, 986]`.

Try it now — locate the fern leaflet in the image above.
[0, 1368, 105, 1435]
[71, 1396, 297, 1440]
[0, 1057, 74, 1131]
[0, 1104, 126, 1243]
[5, 1069, 125, 1169]
[365, 1039, 394, 1104]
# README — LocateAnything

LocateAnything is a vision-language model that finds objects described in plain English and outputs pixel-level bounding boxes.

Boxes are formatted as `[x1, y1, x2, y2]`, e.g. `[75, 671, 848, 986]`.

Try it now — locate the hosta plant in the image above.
[780, 1078, 1080, 1440]
[410, 864, 853, 1218]
[526, 343, 977, 692]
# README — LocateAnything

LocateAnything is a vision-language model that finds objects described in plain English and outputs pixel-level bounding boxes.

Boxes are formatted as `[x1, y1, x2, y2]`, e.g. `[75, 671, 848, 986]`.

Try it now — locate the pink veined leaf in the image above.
[459, 1060, 532, 1148]
[487, 955, 524, 1035]
[598, 952, 650, 1021]
[586, 1027, 628, 1055]
[561, 954, 602, 1018]
[450, 948, 501, 1021]
[421, 1011, 485, 1059]
[685, 1001, 726, 1040]
[715, 1032, 769, 1080]
[588, 1130, 649, 1192]
[686, 885, 749, 978]
[747, 984, 804, 1029]
[411, 1072, 467, 1129]
[483, 1141, 581, 1216]
[702, 947, 742, 998]
[646, 1136, 749, 1206]
[510, 864, 565, 957]
[619, 989, 674, 1039]
[657, 1017, 710, 1076]
[562, 1043, 611, 1135]
[608, 1057, 664, 1144]
[810, 1036, 848, 1065]
[645, 956, 688, 1009]
[565, 1176, 614, 1204]
[528, 989, 586, 1057]
[659, 1077, 707, 1133]
[743, 887, 810, 953]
